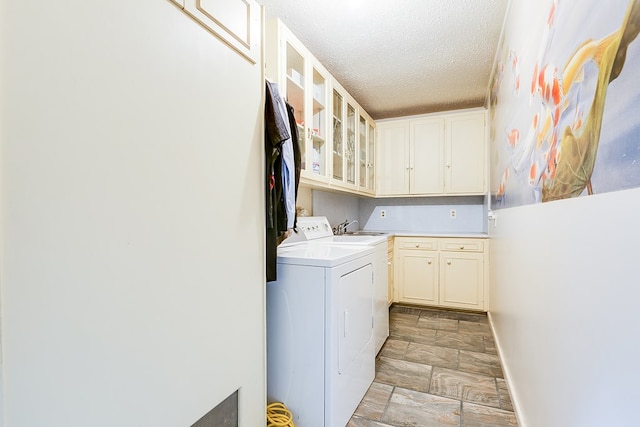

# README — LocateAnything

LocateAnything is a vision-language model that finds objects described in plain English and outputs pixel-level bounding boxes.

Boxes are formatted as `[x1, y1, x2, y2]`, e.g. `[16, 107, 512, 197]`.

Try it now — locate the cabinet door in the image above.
[174, 0, 260, 64]
[332, 89, 345, 182]
[359, 114, 368, 189]
[304, 63, 330, 182]
[345, 102, 357, 187]
[387, 249, 394, 305]
[440, 252, 484, 310]
[367, 122, 376, 193]
[446, 112, 486, 194]
[411, 118, 444, 194]
[376, 122, 410, 195]
[283, 37, 308, 186]
[397, 249, 438, 305]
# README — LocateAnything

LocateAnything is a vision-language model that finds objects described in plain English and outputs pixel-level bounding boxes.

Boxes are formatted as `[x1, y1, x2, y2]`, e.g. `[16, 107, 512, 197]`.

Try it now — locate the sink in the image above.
[331, 235, 374, 242]
[327, 233, 390, 244]
[343, 231, 388, 236]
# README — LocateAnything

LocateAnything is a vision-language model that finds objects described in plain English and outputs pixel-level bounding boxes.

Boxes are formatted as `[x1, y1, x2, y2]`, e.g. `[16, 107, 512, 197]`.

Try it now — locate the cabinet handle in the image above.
[307, 128, 311, 139]
[447, 260, 452, 265]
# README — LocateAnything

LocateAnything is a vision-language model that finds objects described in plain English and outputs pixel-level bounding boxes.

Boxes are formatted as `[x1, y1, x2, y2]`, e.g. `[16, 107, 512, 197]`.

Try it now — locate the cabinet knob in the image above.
[447, 260, 452, 265]
[427, 260, 432, 265]
[415, 244, 420, 248]
[388, 261, 391, 266]
[446, 164, 451, 168]
[459, 245, 465, 249]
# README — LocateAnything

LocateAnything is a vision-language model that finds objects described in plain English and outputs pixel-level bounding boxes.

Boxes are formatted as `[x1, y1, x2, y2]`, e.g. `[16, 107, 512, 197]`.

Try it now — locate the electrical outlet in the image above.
[380, 209, 387, 218]
[449, 209, 457, 219]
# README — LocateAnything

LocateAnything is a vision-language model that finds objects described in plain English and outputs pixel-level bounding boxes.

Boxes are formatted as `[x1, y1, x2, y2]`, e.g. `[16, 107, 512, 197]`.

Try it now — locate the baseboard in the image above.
[487, 311, 526, 427]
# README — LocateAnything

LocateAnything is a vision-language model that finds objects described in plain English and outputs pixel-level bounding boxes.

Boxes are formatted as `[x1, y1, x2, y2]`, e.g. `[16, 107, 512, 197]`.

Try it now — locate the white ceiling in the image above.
[260, 0, 509, 120]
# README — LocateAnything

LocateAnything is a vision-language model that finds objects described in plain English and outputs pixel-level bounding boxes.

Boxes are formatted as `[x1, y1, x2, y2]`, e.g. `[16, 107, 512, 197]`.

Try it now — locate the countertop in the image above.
[364, 231, 488, 239]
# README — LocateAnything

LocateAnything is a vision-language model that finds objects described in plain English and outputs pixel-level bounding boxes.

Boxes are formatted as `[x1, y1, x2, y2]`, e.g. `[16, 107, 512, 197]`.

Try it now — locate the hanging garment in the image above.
[286, 102, 301, 231]
[265, 81, 290, 282]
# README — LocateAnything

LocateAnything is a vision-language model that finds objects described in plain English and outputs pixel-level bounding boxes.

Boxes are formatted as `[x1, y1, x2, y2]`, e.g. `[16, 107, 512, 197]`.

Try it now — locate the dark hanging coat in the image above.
[264, 81, 301, 282]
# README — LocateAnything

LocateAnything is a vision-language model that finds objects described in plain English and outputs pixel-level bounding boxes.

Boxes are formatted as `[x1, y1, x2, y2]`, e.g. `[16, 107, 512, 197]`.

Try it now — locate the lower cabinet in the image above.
[387, 237, 394, 306]
[395, 236, 487, 311]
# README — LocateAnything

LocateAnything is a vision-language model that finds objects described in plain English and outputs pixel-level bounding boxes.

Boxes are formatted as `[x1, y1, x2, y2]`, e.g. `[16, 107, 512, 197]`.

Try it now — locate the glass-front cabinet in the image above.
[284, 40, 306, 171]
[266, 18, 377, 195]
[357, 110, 376, 195]
[332, 89, 344, 183]
[310, 67, 328, 178]
[367, 121, 376, 193]
[359, 115, 367, 189]
[331, 87, 358, 191]
[265, 19, 330, 184]
[346, 102, 357, 187]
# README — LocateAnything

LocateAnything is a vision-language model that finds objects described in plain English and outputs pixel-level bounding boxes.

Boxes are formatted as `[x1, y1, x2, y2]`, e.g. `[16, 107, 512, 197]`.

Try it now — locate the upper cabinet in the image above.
[376, 109, 487, 196]
[265, 18, 376, 196]
[359, 110, 376, 195]
[265, 19, 330, 184]
[445, 112, 486, 194]
[170, 0, 261, 64]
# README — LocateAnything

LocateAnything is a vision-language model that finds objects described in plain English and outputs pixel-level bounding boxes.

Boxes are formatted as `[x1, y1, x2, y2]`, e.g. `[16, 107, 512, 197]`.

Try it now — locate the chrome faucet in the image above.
[334, 219, 358, 235]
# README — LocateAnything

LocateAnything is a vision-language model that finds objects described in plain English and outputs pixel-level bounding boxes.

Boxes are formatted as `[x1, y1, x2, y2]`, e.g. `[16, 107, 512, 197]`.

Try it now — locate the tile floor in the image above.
[348, 304, 518, 427]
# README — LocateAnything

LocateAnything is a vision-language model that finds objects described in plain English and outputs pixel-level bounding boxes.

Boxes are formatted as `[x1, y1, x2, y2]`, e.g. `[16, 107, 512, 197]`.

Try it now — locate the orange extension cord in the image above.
[266, 402, 296, 427]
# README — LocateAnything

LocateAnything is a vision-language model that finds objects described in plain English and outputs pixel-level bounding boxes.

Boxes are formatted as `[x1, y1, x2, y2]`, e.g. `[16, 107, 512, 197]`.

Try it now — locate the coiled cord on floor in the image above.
[267, 402, 296, 427]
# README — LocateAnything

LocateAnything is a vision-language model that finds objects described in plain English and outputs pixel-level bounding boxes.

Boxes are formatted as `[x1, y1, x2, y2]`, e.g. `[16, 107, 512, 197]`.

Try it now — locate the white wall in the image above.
[359, 196, 485, 233]
[312, 190, 486, 234]
[312, 190, 360, 229]
[488, 1, 640, 425]
[489, 188, 640, 426]
[0, 1, 265, 426]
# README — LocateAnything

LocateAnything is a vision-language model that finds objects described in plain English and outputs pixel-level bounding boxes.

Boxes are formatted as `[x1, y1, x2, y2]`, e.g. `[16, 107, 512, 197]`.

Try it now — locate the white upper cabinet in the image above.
[411, 118, 445, 194]
[376, 109, 487, 196]
[376, 121, 410, 195]
[357, 110, 376, 195]
[265, 19, 330, 184]
[265, 18, 376, 196]
[445, 112, 486, 194]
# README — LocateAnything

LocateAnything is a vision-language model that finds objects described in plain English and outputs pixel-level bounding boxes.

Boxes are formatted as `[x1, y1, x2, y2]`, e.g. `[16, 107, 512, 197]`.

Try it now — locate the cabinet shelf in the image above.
[286, 76, 305, 115]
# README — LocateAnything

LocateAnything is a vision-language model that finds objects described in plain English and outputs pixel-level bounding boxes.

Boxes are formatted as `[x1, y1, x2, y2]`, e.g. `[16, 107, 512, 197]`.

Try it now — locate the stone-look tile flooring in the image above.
[348, 304, 518, 427]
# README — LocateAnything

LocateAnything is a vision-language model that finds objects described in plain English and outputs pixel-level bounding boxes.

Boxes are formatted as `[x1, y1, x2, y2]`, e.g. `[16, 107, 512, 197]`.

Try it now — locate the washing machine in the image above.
[266, 242, 376, 427]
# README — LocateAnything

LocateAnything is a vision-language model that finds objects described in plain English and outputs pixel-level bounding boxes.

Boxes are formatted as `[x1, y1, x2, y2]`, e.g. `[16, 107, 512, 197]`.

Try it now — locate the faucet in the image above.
[334, 219, 358, 235]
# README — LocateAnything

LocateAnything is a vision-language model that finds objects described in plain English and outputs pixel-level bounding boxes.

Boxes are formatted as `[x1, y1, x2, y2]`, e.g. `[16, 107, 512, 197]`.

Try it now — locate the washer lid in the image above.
[276, 243, 374, 267]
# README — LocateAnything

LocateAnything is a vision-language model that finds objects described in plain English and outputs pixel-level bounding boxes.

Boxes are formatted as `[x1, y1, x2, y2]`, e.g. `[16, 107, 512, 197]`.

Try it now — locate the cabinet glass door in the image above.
[346, 103, 356, 185]
[359, 115, 367, 188]
[286, 41, 306, 171]
[332, 90, 344, 181]
[368, 122, 376, 192]
[310, 67, 327, 177]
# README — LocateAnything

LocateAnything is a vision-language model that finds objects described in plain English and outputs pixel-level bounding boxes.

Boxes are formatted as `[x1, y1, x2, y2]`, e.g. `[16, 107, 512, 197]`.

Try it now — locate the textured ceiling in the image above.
[260, 0, 509, 120]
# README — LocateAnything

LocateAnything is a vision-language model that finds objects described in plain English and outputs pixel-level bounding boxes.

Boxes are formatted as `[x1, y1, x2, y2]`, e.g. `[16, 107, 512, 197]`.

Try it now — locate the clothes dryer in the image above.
[267, 243, 376, 427]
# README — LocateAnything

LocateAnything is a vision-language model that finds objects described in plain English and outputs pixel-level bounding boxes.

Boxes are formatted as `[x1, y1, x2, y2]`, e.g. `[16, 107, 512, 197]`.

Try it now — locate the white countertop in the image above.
[364, 230, 488, 238]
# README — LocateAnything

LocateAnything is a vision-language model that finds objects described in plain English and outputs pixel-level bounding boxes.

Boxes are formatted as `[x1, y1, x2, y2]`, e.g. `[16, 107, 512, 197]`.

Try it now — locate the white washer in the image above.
[267, 243, 376, 427]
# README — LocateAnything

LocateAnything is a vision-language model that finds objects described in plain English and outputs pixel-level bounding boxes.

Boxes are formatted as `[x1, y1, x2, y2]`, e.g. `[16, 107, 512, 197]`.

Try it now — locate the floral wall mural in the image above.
[489, 0, 640, 209]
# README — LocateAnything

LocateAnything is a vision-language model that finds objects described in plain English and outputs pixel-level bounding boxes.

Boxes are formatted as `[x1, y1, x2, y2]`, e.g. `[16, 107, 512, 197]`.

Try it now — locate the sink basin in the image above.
[343, 231, 388, 236]
[331, 235, 378, 243]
